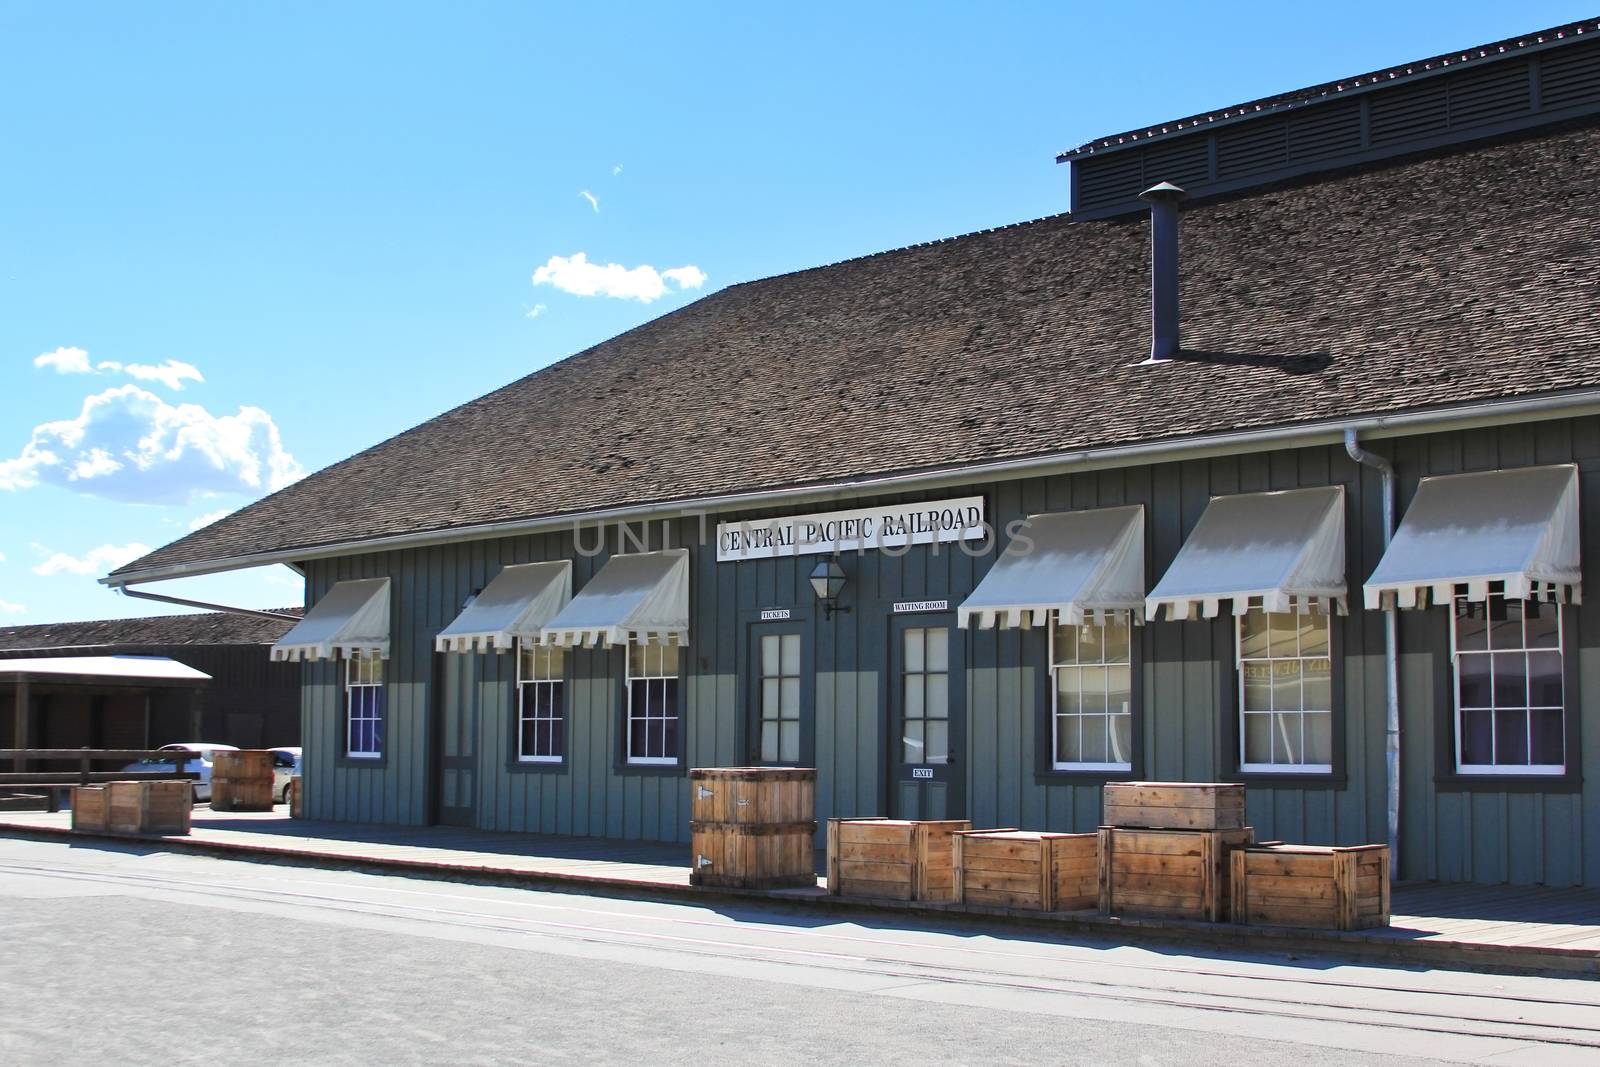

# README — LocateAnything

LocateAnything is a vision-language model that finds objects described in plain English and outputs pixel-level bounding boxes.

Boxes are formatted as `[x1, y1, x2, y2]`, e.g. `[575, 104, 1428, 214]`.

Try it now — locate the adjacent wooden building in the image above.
[107, 20, 1600, 888]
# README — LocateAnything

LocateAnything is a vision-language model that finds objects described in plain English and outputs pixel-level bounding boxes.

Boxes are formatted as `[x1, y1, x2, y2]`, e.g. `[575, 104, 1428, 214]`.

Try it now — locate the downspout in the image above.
[1343, 428, 1400, 879]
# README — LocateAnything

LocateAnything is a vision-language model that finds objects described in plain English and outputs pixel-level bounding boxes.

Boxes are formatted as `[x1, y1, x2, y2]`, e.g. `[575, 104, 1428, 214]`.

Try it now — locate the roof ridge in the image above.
[726, 212, 1074, 290]
[1059, 17, 1600, 160]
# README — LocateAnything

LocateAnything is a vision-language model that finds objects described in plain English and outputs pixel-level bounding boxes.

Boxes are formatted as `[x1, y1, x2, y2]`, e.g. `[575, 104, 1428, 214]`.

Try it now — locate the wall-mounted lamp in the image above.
[809, 558, 850, 618]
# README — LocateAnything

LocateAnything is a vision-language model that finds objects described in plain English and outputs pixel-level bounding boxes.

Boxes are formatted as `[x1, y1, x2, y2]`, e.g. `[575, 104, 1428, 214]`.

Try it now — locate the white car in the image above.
[268, 747, 301, 802]
[121, 743, 238, 801]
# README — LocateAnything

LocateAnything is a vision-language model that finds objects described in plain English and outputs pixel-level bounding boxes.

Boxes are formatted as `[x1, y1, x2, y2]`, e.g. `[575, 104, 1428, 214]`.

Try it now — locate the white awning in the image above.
[434, 562, 572, 653]
[1147, 486, 1346, 621]
[270, 578, 391, 662]
[537, 550, 689, 648]
[957, 505, 1144, 630]
[1363, 464, 1581, 610]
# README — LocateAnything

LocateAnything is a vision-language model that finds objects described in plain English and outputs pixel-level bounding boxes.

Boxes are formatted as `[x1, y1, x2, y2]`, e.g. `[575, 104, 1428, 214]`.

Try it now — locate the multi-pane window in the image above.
[517, 645, 566, 763]
[1453, 593, 1564, 774]
[345, 650, 385, 759]
[1052, 612, 1133, 770]
[759, 634, 801, 763]
[627, 640, 680, 765]
[901, 627, 950, 765]
[1238, 608, 1333, 772]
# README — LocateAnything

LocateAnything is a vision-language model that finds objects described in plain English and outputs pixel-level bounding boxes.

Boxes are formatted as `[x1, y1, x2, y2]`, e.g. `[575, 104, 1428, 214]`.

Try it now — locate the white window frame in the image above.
[1050, 610, 1134, 773]
[1236, 604, 1334, 775]
[900, 626, 952, 767]
[626, 639, 680, 766]
[1451, 590, 1566, 777]
[517, 644, 566, 764]
[345, 650, 385, 760]
[758, 632, 803, 764]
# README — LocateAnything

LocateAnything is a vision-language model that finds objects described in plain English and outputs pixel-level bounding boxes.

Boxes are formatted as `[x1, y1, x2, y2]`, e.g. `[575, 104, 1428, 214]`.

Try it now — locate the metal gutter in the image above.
[115, 586, 301, 622]
[103, 388, 1600, 587]
[1344, 429, 1402, 881]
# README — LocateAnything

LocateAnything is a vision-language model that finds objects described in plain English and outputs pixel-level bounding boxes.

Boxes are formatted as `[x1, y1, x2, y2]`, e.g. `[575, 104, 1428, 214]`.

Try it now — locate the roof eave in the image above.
[102, 387, 1600, 588]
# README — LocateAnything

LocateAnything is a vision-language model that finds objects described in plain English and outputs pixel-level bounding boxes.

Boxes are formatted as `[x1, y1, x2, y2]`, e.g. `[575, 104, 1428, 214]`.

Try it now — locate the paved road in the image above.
[0, 836, 1595, 1066]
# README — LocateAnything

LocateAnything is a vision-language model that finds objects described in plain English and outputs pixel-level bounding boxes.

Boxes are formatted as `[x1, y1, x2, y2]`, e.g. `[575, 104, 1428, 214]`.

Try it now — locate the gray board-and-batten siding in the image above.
[296, 416, 1600, 888]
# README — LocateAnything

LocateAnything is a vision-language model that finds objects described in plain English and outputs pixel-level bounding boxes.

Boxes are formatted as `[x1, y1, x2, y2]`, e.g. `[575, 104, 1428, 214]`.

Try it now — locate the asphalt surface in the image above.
[1, 836, 1596, 1066]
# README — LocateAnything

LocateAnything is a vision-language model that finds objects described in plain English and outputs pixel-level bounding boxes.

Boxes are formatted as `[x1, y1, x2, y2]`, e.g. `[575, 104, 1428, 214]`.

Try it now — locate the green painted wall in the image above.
[298, 416, 1600, 887]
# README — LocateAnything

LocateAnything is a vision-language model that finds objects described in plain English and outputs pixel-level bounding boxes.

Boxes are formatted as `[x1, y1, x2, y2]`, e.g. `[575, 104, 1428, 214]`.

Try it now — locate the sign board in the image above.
[911, 767, 934, 780]
[893, 600, 949, 614]
[758, 608, 792, 621]
[717, 496, 985, 563]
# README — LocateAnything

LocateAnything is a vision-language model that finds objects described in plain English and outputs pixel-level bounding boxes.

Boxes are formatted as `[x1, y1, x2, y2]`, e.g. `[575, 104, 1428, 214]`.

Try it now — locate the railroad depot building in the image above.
[109, 22, 1600, 888]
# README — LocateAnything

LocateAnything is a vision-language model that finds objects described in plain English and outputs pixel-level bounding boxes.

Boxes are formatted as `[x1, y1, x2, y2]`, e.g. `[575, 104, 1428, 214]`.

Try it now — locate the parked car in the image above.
[121, 743, 238, 801]
[268, 747, 301, 803]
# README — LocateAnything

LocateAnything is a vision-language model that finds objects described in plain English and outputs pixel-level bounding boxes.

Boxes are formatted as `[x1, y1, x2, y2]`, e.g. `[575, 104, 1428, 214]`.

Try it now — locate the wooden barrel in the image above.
[689, 767, 816, 889]
[210, 750, 275, 812]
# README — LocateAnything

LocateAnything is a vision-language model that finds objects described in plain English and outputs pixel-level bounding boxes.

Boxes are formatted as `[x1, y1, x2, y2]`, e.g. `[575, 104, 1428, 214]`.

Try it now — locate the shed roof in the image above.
[0, 655, 211, 686]
[0, 609, 302, 652]
[114, 118, 1600, 583]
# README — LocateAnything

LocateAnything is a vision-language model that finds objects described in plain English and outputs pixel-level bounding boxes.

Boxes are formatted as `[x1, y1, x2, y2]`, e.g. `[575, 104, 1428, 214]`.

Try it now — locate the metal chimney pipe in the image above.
[1139, 181, 1187, 363]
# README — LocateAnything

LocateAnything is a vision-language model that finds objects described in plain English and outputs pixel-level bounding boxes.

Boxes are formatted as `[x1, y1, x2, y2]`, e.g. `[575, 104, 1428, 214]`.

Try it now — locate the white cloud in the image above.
[34, 346, 203, 390]
[531, 253, 708, 303]
[0, 384, 304, 504]
[94, 358, 204, 391]
[612, 164, 623, 176]
[263, 570, 302, 587]
[33, 346, 91, 374]
[0, 598, 24, 615]
[188, 508, 234, 531]
[579, 190, 599, 213]
[661, 265, 708, 290]
[32, 541, 150, 577]
[525, 303, 547, 319]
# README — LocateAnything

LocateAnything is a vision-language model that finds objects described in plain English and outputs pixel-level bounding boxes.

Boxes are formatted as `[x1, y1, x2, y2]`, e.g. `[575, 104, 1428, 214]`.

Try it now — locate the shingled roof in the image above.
[114, 118, 1600, 582]
[0, 609, 302, 652]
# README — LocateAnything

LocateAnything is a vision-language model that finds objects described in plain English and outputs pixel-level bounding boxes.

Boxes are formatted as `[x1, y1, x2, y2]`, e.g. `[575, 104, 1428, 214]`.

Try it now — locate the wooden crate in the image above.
[689, 767, 815, 825]
[953, 830, 1099, 912]
[71, 786, 108, 832]
[690, 821, 816, 889]
[1097, 825, 1254, 922]
[1231, 844, 1390, 930]
[1103, 782, 1246, 830]
[106, 780, 192, 835]
[288, 775, 303, 819]
[826, 818, 971, 902]
[211, 750, 275, 812]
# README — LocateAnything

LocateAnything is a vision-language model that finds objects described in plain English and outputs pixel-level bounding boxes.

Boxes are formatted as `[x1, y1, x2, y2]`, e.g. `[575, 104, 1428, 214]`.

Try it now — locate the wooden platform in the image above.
[3, 808, 1597, 975]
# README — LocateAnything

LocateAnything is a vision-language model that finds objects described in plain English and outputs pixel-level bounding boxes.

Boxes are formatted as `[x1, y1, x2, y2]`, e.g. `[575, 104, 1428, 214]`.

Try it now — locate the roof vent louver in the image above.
[1065, 21, 1600, 219]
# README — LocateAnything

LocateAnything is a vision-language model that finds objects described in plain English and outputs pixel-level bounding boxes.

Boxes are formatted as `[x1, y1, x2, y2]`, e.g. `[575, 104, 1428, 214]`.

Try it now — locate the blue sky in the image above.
[1, 1, 1590, 624]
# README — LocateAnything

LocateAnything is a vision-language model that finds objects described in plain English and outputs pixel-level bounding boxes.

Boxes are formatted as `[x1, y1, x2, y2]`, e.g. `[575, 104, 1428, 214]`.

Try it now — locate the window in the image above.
[759, 634, 801, 763]
[517, 645, 566, 763]
[902, 627, 950, 765]
[627, 640, 680, 765]
[1453, 592, 1564, 775]
[345, 650, 385, 759]
[1238, 607, 1332, 773]
[1052, 612, 1133, 771]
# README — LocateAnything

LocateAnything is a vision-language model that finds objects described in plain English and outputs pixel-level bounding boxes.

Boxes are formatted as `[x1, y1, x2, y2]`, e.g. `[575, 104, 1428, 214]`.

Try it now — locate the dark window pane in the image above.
[1494, 708, 1529, 765]
[1489, 599, 1523, 651]
[1527, 651, 1563, 707]
[1524, 603, 1559, 649]
[550, 717, 564, 758]
[663, 679, 680, 720]
[1454, 606, 1487, 652]
[1080, 713, 1108, 764]
[1244, 713, 1272, 765]
[1457, 654, 1491, 709]
[1529, 708, 1565, 766]
[1056, 716, 1078, 763]
[663, 716, 678, 760]
[630, 715, 647, 759]
[1491, 653, 1527, 709]
[372, 715, 384, 752]
[1460, 708, 1493, 765]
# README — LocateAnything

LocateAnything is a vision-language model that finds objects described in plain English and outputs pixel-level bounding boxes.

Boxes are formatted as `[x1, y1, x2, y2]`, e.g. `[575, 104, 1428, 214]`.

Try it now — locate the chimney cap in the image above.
[1139, 181, 1188, 202]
